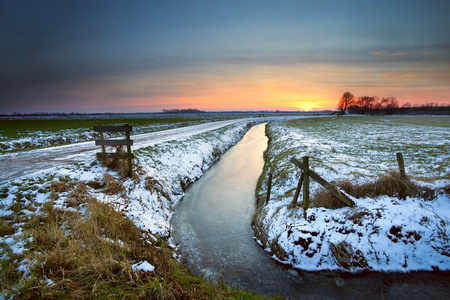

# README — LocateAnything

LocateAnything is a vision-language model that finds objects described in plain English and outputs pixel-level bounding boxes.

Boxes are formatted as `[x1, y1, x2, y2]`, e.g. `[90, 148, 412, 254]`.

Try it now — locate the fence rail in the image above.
[94, 124, 133, 177]
[265, 153, 408, 219]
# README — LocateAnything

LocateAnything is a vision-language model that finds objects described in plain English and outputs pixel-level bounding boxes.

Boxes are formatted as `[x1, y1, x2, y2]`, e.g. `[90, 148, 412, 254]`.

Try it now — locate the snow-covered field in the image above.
[254, 116, 450, 272]
[0, 120, 256, 281]
[2, 115, 448, 292]
[0, 114, 233, 153]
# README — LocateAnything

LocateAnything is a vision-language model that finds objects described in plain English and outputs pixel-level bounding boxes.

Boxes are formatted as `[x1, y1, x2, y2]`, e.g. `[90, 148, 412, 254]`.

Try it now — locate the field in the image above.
[254, 116, 450, 272]
[0, 113, 244, 153]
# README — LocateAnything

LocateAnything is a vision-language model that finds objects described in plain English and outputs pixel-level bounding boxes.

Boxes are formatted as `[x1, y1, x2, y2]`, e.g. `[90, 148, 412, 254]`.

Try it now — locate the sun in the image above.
[298, 104, 314, 112]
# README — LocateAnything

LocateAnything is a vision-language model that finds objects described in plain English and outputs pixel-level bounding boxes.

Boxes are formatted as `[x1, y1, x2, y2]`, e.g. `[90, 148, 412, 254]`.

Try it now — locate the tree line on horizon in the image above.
[337, 91, 449, 115]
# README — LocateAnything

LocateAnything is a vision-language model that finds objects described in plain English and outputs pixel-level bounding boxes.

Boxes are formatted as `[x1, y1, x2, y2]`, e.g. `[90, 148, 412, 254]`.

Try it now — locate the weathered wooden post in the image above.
[290, 156, 355, 208]
[292, 172, 304, 206]
[266, 170, 273, 204]
[302, 156, 310, 218]
[125, 124, 133, 177]
[99, 124, 106, 164]
[396, 152, 407, 200]
[396, 152, 406, 179]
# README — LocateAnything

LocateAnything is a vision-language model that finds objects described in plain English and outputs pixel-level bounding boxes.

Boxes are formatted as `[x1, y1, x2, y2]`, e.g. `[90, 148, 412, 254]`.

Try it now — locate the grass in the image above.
[330, 241, 369, 270]
[0, 115, 230, 140]
[311, 171, 437, 209]
[0, 114, 243, 154]
[1, 176, 267, 299]
[256, 116, 450, 203]
[253, 116, 450, 265]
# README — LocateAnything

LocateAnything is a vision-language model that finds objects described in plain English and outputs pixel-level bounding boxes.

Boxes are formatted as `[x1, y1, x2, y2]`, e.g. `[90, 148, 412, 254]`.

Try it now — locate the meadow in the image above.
[254, 116, 449, 272]
[0, 113, 244, 153]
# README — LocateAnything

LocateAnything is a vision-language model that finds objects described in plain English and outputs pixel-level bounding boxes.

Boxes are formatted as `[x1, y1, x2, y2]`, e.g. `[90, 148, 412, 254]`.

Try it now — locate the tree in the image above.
[337, 92, 355, 115]
[356, 96, 377, 115]
[402, 102, 411, 108]
[381, 97, 399, 114]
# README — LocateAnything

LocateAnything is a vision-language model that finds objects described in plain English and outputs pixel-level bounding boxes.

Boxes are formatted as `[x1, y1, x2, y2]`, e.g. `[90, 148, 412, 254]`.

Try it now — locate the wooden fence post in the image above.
[292, 172, 304, 206]
[396, 152, 406, 179]
[266, 170, 272, 204]
[290, 157, 355, 207]
[302, 156, 310, 218]
[125, 124, 133, 177]
[99, 124, 106, 164]
[94, 124, 134, 177]
[396, 152, 407, 200]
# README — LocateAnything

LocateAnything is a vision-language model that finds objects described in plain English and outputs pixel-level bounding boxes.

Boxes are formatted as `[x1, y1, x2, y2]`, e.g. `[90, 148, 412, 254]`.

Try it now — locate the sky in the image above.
[1, 0, 450, 113]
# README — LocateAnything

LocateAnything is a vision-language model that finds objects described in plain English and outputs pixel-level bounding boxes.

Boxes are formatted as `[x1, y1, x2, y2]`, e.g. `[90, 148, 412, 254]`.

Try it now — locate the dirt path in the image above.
[0, 118, 254, 184]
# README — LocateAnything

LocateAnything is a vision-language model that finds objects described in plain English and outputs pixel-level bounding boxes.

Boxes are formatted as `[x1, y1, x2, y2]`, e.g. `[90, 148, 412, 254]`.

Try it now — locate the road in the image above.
[0, 118, 254, 184]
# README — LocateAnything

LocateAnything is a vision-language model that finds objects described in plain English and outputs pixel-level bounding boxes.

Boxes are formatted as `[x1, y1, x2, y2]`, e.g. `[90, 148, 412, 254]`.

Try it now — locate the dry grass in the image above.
[49, 176, 76, 193]
[312, 171, 437, 209]
[104, 146, 133, 178]
[330, 241, 369, 270]
[0, 220, 14, 236]
[102, 172, 126, 195]
[145, 176, 171, 201]
[2, 178, 263, 299]
[311, 189, 348, 209]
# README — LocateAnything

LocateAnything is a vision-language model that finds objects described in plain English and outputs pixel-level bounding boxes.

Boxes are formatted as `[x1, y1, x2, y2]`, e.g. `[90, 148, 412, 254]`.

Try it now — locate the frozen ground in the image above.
[254, 116, 450, 272]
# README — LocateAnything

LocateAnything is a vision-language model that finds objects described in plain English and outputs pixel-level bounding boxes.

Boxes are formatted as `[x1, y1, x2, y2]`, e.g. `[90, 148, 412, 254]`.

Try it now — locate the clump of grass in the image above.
[0, 220, 15, 237]
[104, 146, 132, 178]
[311, 189, 348, 209]
[102, 172, 125, 195]
[338, 171, 436, 200]
[49, 176, 76, 193]
[312, 171, 437, 209]
[144, 176, 170, 201]
[330, 241, 369, 270]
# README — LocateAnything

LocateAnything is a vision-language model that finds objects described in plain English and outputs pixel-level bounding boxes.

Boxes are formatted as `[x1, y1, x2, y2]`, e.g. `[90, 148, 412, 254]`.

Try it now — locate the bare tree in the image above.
[356, 96, 377, 115]
[402, 102, 411, 108]
[382, 97, 399, 109]
[381, 97, 399, 114]
[337, 92, 355, 115]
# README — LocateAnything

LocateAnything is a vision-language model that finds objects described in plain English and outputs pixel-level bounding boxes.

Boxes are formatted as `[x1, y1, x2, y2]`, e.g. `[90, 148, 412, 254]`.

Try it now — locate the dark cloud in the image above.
[1, 0, 449, 113]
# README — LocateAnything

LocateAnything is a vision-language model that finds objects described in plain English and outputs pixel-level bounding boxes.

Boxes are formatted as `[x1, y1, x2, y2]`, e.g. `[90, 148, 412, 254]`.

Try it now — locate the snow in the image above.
[1, 115, 448, 284]
[254, 116, 450, 272]
[132, 261, 155, 272]
[0, 118, 258, 279]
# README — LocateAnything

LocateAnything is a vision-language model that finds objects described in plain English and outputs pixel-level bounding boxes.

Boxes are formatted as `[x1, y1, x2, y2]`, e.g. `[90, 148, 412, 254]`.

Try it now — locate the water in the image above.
[171, 123, 450, 299]
[171, 123, 321, 297]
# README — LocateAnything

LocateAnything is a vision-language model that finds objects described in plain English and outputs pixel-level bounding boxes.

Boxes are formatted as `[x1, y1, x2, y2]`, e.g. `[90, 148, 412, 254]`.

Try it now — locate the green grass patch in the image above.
[0, 115, 228, 140]
[0, 114, 245, 154]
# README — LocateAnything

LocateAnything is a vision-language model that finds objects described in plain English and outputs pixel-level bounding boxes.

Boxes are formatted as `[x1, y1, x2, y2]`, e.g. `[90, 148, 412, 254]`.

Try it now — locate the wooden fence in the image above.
[93, 124, 134, 177]
[265, 153, 408, 218]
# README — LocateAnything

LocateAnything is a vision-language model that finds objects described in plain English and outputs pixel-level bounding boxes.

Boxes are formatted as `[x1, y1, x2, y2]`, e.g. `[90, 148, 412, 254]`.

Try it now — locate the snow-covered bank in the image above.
[254, 116, 450, 272]
[0, 120, 256, 280]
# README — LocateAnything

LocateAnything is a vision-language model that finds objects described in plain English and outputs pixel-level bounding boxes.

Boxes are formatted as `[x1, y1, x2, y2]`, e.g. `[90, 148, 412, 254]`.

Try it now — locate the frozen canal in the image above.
[171, 123, 327, 297]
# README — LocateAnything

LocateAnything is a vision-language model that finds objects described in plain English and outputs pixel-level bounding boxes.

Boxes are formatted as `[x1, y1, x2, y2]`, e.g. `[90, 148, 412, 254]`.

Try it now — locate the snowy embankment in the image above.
[0, 120, 255, 260]
[254, 116, 450, 272]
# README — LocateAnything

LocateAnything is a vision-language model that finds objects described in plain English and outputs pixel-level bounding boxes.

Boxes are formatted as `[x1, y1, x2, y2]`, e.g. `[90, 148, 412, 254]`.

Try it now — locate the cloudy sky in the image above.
[1, 0, 449, 113]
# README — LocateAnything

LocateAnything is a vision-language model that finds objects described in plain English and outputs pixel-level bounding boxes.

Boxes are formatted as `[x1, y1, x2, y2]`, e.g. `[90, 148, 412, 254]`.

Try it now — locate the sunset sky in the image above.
[1, 0, 449, 113]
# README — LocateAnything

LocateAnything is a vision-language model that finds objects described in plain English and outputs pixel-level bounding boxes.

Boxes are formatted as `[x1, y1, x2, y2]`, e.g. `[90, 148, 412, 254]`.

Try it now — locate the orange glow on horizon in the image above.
[100, 65, 450, 113]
